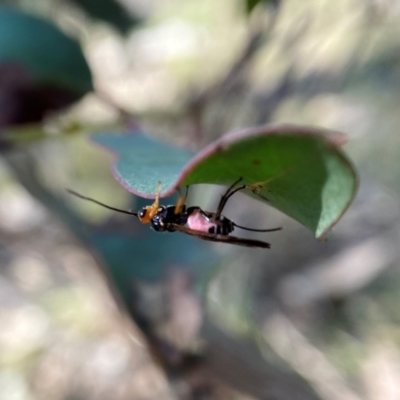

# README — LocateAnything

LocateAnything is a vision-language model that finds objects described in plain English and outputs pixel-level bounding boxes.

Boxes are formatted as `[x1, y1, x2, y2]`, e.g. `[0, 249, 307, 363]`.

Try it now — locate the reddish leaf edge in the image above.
[108, 123, 350, 196]
[95, 124, 358, 239]
[175, 124, 358, 241]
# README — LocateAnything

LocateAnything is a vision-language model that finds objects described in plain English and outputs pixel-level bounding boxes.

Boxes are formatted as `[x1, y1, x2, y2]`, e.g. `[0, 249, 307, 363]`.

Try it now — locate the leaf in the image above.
[70, 0, 142, 34]
[0, 63, 84, 133]
[0, 6, 93, 95]
[245, 0, 280, 14]
[92, 125, 358, 239]
[92, 132, 195, 195]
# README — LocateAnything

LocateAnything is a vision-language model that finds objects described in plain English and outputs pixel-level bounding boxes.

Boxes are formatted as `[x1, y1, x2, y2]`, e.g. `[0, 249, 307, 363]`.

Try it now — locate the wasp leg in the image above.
[216, 177, 245, 216]
[246, 182, 269, 202]
[138, 182, 162, 223]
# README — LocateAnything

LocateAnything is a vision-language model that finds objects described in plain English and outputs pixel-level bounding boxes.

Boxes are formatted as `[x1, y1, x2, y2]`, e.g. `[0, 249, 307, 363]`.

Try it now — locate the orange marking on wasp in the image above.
[137, 182, 162, 223]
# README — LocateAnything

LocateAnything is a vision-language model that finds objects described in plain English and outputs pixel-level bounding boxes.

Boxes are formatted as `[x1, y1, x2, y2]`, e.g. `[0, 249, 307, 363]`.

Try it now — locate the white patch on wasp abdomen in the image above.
[186, 209, 219, 233]
[186, 209, 234, 235]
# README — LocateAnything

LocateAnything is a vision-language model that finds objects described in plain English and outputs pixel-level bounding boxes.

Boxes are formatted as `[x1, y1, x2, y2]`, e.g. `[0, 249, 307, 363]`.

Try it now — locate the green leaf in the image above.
[92, 125, 358, 239]
[70, 0, 142, 34]
[0, 6, 93, 95]
[245, 0, 279, 14]
[92, 132, 195, 195]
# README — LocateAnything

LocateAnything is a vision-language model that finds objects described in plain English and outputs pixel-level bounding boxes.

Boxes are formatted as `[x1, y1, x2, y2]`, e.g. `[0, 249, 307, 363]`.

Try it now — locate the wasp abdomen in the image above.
[186, 207, 234, 235]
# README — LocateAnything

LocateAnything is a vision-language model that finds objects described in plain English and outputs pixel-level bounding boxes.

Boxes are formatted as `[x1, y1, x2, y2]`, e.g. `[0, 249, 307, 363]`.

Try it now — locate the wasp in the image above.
[67, 178, 282, 248]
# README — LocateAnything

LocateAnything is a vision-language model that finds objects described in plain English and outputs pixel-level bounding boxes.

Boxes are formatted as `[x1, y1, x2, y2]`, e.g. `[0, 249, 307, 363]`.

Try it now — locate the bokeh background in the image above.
[0, 0, 399, 399]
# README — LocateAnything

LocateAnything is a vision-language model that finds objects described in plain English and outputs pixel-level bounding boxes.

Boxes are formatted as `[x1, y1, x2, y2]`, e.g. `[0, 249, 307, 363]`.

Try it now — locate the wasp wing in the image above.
[169, 224, 271, 248]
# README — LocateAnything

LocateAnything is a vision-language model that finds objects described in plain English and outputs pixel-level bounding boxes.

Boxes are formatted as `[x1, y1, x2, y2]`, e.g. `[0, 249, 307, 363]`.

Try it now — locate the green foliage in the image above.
[70, 0, 142, 34]
[92, 132, 196, 195]
[245, 0, 279, 13]
[92, 125, 358, 238]
[0, 6, 92, 94]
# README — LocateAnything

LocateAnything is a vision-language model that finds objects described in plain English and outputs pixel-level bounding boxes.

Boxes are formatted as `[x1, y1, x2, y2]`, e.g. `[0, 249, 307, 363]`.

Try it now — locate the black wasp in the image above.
[67, 178, 282, 248]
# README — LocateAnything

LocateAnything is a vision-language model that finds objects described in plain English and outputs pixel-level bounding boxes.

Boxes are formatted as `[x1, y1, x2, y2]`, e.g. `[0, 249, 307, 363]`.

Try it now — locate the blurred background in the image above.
[0, 0, 399, 399]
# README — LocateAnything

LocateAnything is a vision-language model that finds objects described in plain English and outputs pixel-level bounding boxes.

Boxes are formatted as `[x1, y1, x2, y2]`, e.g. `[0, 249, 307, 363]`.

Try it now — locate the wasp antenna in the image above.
[232, 222, 284, 232]
[66, 189, 138, 217]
